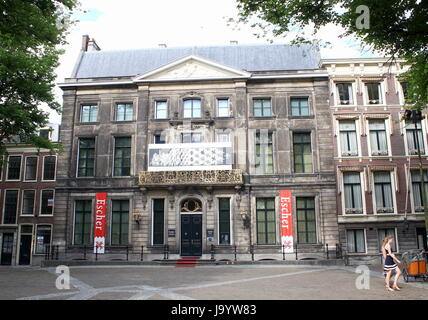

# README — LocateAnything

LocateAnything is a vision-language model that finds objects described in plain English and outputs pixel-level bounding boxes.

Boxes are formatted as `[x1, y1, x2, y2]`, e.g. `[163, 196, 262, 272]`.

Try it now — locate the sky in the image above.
[48, 0, 375, 124]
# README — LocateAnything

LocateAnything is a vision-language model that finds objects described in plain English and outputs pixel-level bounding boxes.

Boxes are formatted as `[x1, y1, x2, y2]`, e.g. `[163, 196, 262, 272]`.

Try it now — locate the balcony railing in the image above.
[147, 142, 232, 171]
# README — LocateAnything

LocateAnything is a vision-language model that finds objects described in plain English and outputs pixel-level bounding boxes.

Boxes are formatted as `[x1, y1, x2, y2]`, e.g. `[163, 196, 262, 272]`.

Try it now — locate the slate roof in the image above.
[71, 43, 321, 79]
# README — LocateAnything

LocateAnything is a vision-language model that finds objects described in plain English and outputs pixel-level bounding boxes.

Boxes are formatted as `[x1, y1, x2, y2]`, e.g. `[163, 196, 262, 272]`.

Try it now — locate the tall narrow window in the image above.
[24, 157, 38, 181]
[255, 131, 274, 174]
[80, 104, 98, 122]
[111, 200, 129, 245]
[336, 83, 354, 105]
[339, 120, 358, 157]
[77, 138, 95, 177]
[152, 199, 164, 245]
[43, 156, 56, 180]
[39, 129, 51, 140]
[253, 99, 272, 117]
[256, 198, 276, 245]
[115, 103, 133, 121]
[114, 137, 131, 176]
[378, 228, 397, 252]
[3, 190, 18, 224]
[373, 171, 394, 213]
[7, 156, 21, 180]
[35, 225, 52, 254]
[183, 99, 201, 118]
[40, 190, 54, 216]
[343, 172, 363, 214]
[369, 120, 388, 156]
[406, 120, 425, 155]
[365, 82, 382, 104]
[296, 197, 316, 244]
[291, 97, 309, 116]
[346, 229, 366, 253]
[155, 101, 168, 119]
[411, 170, 428, 212]
[293, 133, 312, 173]
[74, 200, 92, 245]
[217, 99, 230, 117]
[218, 198, 231, 245]
[21, 190, 35, 216]
[400, 82, 409, 101]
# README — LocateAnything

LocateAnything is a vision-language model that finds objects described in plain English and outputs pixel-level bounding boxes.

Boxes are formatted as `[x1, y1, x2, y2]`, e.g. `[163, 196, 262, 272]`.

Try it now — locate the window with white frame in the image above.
[343, 172, 363, 214]
[373, 171, 394, 214]
[346, 229, 366, 253]
[405, 120, 425, 155]
[35, 225, 52, 254]
[216, 132, 230, 142]
[336, 83, 354, 105]
[411, 170, 428, 212]
[183, 99, 201, 118]
[43, 156, 56, 181]
[181, 132, 203, 143]
[7, 156, 21, 180]
[339, 120, 359, 157]
[21, 190, 35, 216]
[368, 119, 389, 156]
[217, 98, 230, 117]
[253, 98, 272, 117]
[115, 103, 133, 121]
[155, 101, 168, 119]
[24, 157, 38, 181]
[365, 82, 383, 104]
[40, 190, 54, 216]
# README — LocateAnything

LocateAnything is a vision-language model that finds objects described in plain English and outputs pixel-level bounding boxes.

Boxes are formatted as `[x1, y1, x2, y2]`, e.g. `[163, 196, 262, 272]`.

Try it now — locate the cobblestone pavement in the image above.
[0, 264, 426, 300]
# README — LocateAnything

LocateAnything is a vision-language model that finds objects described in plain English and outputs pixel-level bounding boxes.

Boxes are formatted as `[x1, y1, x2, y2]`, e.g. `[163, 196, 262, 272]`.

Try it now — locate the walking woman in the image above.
[382, 236, 402, 291]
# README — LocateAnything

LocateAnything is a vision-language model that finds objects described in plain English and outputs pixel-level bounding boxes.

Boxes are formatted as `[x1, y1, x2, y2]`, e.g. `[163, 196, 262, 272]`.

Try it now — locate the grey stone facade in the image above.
[53, 39, 339, 261]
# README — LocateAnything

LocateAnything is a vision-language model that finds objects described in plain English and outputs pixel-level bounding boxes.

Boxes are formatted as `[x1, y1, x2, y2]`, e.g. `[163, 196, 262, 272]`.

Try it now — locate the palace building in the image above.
[53, 36, 339, 261]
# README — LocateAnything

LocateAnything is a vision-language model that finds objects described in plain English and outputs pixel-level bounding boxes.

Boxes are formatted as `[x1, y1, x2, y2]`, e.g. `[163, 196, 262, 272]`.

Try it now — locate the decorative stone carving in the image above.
[138, 169, 243, 186]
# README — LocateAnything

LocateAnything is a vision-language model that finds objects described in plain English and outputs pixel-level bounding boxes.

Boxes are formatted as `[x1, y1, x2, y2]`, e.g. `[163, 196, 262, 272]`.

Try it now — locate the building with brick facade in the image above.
[0, 124, 59, 265]
[322, 58, 428, 264]
[53, 37, 339, 262]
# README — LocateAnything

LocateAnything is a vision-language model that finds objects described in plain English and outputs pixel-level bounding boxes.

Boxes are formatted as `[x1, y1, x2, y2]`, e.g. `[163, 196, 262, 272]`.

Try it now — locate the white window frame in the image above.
[334, 82, 357, 107]
[366, 118, 392, 157]
[346, 228, 368, 255]
[403, 119, 428, 156]
[24, 156, 38, 182]
[115, 102, 134, 121]
[154, 100, 168, 120]
[216, 98, 231, 118]
[337, 119, 361, 158]
[409, 169, 428, 214]
[371, 171, 397, 215]
[34, 224, 53, 255]
[20, 189, 36, 216]
[41, 155, 57, 181]
[377, 227, 399, 253]
[39, 189, 55, 217]
[2, 189, 20, 225]
[363, 81, 386, 106]
[6, 155, 22, 181]
[341, 171, 366, 215]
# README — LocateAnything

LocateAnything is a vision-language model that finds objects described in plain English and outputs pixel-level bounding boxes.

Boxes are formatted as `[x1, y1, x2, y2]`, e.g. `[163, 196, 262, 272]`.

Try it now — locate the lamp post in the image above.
[404, 109, 428, 249]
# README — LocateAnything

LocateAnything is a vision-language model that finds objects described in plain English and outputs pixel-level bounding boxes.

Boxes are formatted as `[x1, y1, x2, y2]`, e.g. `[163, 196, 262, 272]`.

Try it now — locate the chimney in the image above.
[88, 38, 101, 51]
[230, 40, 238, 45]
[158, 43, 167, 48]
[82, 34, 89, 51]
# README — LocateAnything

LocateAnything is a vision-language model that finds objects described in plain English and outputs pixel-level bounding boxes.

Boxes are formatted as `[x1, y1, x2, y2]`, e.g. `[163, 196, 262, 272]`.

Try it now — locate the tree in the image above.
[233, 0, 427, 109]
[0, 0, 79, 167]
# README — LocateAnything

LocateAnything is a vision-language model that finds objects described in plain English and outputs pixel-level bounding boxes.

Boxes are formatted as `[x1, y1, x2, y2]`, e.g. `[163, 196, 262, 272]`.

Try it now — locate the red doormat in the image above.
[175, 257, 199, 268]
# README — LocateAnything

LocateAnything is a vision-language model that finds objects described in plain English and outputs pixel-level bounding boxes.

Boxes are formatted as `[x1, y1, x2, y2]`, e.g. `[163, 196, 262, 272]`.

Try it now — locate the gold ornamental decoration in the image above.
[138, 169, 243, 186]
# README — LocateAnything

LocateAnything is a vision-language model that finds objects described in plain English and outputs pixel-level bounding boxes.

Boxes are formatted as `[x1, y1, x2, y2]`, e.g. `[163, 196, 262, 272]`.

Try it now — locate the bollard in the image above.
[126, 245, 129, 261]
[295, 243, 298, 261]
[141, 246, 144, 262]
[210, 244, 215, 260]
[326, 243, 329, 260]
[83, 245, 87, 260]
[234, 245, 237, 262]
[95, 244, 98, 261]
[282, 245, 285, 261]
[250, 245, 254, 262]
[56, 245, 59, 260]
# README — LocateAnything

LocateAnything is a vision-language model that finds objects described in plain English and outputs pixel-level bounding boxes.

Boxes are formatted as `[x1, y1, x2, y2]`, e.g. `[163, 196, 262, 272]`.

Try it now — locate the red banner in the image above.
[94, 193, 107, 254]
[279, 190, 294, 253]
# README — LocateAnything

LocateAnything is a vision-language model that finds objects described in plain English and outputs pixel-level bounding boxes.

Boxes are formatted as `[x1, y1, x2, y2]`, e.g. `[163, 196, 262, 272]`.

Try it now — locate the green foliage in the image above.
[0, 0, 79, 166]
[234, 0, 428, 109]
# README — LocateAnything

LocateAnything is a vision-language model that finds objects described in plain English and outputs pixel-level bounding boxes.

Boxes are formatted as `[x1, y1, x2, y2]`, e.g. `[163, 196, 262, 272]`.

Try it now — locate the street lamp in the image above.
[403, 109, 428, 250]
